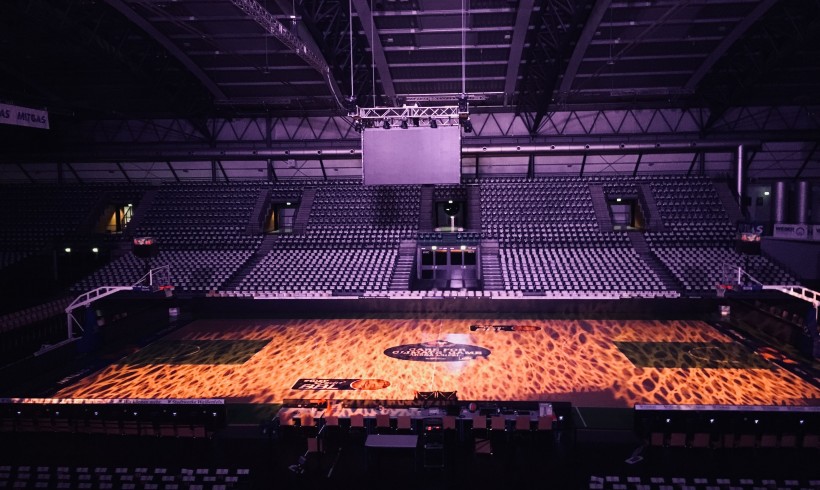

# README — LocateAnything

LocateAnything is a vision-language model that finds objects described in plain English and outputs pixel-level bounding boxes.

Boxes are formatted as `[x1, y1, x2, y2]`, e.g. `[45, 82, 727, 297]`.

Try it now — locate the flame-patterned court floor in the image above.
[55, 317, 820, 407]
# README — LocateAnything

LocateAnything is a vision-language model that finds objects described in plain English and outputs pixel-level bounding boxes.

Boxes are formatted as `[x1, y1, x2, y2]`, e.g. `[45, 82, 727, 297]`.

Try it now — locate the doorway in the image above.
[417, 245, 479, 290]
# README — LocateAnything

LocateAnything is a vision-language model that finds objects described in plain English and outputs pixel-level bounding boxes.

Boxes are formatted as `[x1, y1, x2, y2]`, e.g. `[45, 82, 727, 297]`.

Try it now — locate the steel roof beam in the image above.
[394, 76, 505, 83]
[588, 35, 724, 44]
[504, 0, 535, 106]
[380, 44, 514, 52]
[116, 162, 132, 183]
[229, 0, 347, 110]
[391, 61, 508, 68]
[351, 0, 397, 105]
[518, 0, 597, 133]
[569, 0, 697, 98]
[376, 26, 514, 35]
[105, 0, 226, 100]
[684, 0, 777, 92]
[600, 17, 745, 28]
[795, 142, 819, 179]
[559, 0, 610, 94]
[371, 8, 516, 17]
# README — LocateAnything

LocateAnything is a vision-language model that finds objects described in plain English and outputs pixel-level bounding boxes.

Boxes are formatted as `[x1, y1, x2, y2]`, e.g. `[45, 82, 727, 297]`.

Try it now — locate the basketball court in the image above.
[55, 316, 820, 408]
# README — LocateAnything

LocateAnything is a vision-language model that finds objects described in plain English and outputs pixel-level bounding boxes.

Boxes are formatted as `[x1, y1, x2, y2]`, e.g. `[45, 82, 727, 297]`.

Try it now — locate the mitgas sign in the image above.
[0, 103, 50, 130]
[384, 339, 491, 362]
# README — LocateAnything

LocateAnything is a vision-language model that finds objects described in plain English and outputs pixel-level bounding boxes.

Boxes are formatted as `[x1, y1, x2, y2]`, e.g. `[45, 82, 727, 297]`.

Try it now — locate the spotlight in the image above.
[352, 119, 363, 132]
[430, 119, 437, 129]
[345, 96, 357, 116]
[763, 191, 770, 196]
[457, 93, 468, 113]
[400, 119, 408, 129]
[64, 247, 72, 254]
[412, 118, 419, 127]
[462, 119, 473, 133]
[382, 119, 390, 129]
[91, 247, 99, 253]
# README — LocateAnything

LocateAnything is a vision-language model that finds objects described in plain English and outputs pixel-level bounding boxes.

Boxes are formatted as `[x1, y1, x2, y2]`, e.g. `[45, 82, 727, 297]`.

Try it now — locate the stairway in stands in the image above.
[626, 230, 683, 294]
[124, 187, 159, 235]
[588, 184, 613, 231]
[245, 187, 271, 234]
[480, 240, 504, 291]
[714, 180, 744, 223]
[222, 234, 280, 291]
[389, 240, 417, 291]
[466, 184, 482, 231]
[418, 185, 435, 231]
[292, 187, 316, 235]
[110, 187, 159, 259]
[637, 183, 664, 231]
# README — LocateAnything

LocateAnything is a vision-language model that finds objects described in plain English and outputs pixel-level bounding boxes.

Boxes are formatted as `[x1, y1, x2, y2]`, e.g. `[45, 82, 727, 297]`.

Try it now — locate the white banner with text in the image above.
[0, 102, 50, 129]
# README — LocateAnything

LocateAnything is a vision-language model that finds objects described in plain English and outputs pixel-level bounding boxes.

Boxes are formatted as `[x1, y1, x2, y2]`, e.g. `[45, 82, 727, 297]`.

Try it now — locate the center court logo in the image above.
[384, 339, 491, 362]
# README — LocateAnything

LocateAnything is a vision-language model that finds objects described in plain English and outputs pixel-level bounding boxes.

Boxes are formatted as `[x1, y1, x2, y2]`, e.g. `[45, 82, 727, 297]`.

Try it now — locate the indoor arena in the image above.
[1, 1, 819, 489]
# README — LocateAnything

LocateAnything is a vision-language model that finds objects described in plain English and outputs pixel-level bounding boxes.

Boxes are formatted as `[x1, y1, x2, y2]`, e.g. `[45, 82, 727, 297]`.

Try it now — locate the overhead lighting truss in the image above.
[353, 102, 474, 132]
[402, 93, 495, 103]
[354, 93, 473, 132]
[229, 0, 329, 77]
[357, 105, 462, 121]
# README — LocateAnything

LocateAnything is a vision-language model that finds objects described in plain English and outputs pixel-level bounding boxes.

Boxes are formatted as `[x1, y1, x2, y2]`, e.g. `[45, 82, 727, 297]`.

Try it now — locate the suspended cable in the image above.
[371, 0, 376, 106]
[461, 0, 466, 95]
[264, 0, 269, 72]
[349, 0, 354, 99]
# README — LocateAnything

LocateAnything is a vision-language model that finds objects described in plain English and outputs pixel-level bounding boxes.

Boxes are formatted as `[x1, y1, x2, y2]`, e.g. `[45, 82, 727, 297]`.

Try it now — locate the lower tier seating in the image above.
[500, 247, 667, 295]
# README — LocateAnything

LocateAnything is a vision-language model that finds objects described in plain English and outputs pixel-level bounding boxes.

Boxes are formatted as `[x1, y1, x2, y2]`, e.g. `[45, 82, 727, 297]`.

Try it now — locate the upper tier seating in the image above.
[650, 176, 729, 224]
[74, 182, 266, 292]
[308, 184, 420, 231]
[0, 184, 99, 251]
[433, 184, 468, 201]
[55, 176, 797, 298]
[237, 248, 395, 293]
[0, 183, 148, 268]
[132, 182, 264, 250]
[232, 184, 420, 293]
[480, 178, 595, 244]
[641, 176, 797, 292]
[480, 177, 664, 295]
